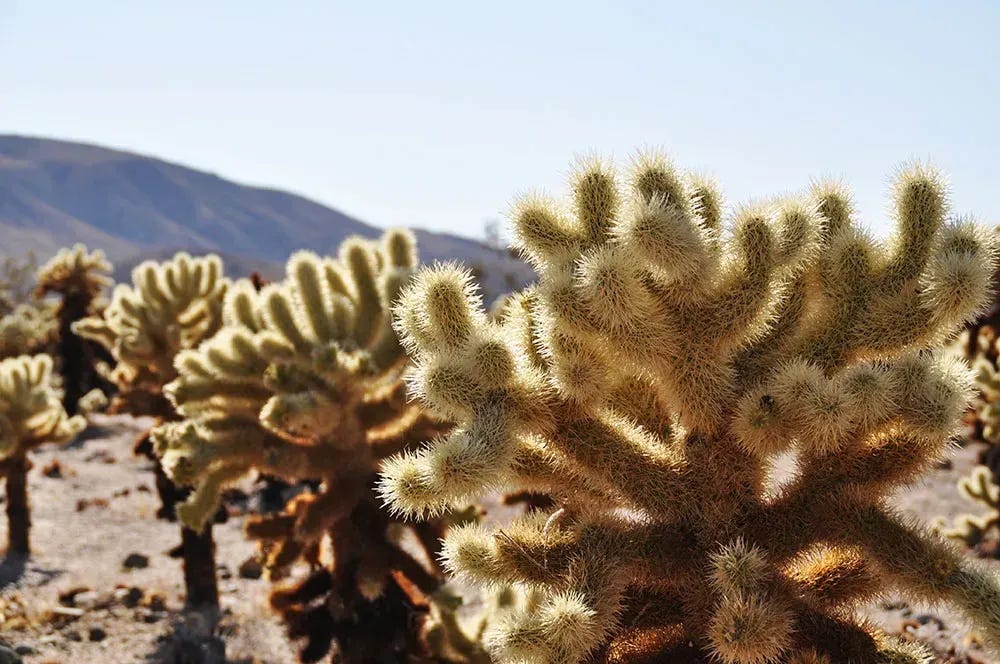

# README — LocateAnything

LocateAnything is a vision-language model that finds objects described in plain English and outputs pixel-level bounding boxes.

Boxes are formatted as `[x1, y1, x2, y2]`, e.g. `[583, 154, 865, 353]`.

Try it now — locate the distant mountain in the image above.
[0, 135, 531, 299]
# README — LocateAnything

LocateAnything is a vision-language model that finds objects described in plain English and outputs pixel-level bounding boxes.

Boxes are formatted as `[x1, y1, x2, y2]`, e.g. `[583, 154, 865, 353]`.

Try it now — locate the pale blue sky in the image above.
[1, 1, 997, 240]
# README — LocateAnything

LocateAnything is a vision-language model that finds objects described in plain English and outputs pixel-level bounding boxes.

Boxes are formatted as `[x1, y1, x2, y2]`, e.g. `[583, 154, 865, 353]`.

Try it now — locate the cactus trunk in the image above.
[57, 291, 99, 414]
[4, 455, 30, 556]
[181, 523, 219, 612]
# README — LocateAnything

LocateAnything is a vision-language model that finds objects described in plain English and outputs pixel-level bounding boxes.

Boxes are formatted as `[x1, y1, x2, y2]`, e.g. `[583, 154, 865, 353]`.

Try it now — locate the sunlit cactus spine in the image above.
[379, 151, 1000, 663]
[72, 251, 229, 613]
[0, 354, 85, 554]
[35, 244, 113, 414]
[151, 229, 483, 662]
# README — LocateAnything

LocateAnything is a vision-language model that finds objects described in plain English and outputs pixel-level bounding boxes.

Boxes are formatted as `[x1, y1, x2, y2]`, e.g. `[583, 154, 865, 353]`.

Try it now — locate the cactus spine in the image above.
[73, 251, 228, 612]
[380, 152, 1000, 663]
[35, 244, 113, 414]
[0, 354, 84, 554]
[152, 230, 478, 662]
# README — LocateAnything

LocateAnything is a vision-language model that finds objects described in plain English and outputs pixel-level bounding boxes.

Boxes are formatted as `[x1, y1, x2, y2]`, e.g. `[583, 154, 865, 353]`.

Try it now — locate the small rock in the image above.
[58, 585, 92, 607]
[13, 644, 34, 656]
[88, 627, 107, 642]
[64, 629, 83, 642]
[51, 606, 85, 619]
[238, 557, 263, 580]
[0, 644, 21, 664]
[123, 553, 149, 569]
[114, 586, 144, 607]
[72, 590, 103, 610]
[41, 459, 63, 478]
[143, 592, 167, 612]
[76, 497, 109, 512]
[137, 609, 162, 624]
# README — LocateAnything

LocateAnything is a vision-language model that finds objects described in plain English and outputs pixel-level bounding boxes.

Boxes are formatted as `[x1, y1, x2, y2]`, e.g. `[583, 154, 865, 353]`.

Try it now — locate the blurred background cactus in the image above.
[34, 244, 114, 415]
[150, 229, 494, 662]
[0, 302, 58, 360]
[0, 252, 59, 361]
[380, 152, 1000, 663]
[0, 354, 84, 554]
[73, 251, 229, 613]
[935, 303, 1000, 556]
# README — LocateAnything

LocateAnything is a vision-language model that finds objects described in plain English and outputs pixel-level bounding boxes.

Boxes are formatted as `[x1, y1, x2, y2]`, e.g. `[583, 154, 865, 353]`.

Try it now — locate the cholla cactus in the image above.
[35, 244, 113, 414]
[971, 348, 1000, 446]
[35, 244, 112, 300]
[937, 467, 1000, 548]
[380, 152, 1000, 663]
[0, 354, 85, 554]
[935, 338, 1000, 552]
[152, 230, 467, 662]
[0, 252, 40, 314]
[72, 252, 229, 612]
[0, 302, 58, 359]
[73, 252, 227, 414]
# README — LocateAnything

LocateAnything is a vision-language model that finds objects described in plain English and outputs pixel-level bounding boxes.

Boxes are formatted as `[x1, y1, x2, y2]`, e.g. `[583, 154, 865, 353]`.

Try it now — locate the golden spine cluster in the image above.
[379, 151, 1000, 663]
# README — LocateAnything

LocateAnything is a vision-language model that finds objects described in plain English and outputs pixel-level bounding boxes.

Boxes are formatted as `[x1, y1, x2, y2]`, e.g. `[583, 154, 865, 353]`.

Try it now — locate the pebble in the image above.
[238, 557, 263, 580]
[114, 586, 144, 607]
[88, 627, 107, 642]
[0, 645, 21, 664]
[123, 553, 149, 569]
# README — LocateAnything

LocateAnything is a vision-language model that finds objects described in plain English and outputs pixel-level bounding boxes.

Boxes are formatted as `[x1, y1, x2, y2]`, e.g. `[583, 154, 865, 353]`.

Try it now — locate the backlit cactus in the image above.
[35, 244, 113, 414]
[151, 230, 469, 662]
[380, 152, 1000, 663]
[72, 251, 229, 612]
[0, 354, 84, 554]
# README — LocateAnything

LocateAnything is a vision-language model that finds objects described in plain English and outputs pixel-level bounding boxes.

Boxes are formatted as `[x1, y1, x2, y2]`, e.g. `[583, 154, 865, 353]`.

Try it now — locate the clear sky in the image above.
[1, 1, 997, 241]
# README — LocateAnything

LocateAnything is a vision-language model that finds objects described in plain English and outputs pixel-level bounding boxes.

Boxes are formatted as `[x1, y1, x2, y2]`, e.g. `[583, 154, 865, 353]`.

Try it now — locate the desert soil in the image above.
[0, 414, 999, 663]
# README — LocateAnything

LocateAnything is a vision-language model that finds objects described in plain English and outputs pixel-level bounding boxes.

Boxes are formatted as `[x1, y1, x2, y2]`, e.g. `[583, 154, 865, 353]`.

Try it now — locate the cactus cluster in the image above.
[73, 252, 227, 414]
[935, 329, 1000, 550]
[0, 354, 84, 553]
[35, 244, 113, 414]
[0, 302, 58, 360]
[151, 230, 471, 661]
[937, 466, 1000, 548]
[380, 152, 1000, 663]
[71, 251, 230, 612]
